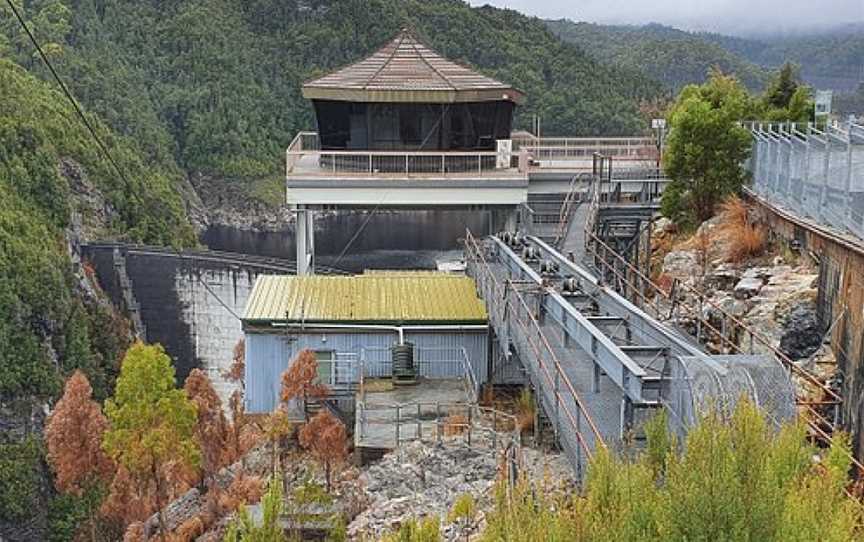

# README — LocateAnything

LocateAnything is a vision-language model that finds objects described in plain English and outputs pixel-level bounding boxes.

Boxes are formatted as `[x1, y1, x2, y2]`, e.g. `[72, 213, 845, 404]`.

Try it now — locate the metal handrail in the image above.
[465, 230, 605, 461]
[356, 401, 521, 452]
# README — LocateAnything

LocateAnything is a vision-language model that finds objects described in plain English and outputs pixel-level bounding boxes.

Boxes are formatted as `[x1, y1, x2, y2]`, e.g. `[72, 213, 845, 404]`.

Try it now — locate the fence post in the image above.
[436, 402, 442, 444]
[492, 410, 498, 449]
[395, 405, 401, 447]
[820, 135, 831, 221]
[845, 131, 853, 227]
[467, 406, 473, 447]
[416, 403, 422, 441]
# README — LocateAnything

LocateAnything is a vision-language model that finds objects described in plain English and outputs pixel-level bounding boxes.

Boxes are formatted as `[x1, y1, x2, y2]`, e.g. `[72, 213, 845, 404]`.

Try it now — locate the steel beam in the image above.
[490, 236, 648, 403]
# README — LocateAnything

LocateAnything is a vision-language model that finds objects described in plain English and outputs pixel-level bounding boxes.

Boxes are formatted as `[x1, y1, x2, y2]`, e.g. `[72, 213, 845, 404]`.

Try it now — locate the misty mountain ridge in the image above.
[547, 19, 864, 93]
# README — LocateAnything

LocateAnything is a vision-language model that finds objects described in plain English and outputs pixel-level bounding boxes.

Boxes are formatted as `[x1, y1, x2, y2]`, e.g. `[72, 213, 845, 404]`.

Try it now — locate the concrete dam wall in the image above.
[81, 245, 298, 403]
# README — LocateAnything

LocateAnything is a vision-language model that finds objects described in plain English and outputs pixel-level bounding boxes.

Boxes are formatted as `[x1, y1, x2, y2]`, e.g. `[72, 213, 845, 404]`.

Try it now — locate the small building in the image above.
[241, 272, 489, 414]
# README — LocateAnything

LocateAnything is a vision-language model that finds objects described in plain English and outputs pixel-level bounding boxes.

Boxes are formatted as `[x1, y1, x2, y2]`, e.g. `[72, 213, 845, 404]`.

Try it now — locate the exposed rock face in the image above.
[733, 276, 764, 299]
[662, 250, 699, 282]
[780, 301, 822, 360]
[189, 173, 292, 233]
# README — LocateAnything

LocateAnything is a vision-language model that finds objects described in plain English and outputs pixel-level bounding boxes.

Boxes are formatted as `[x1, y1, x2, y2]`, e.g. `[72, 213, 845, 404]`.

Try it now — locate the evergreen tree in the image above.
[45, 371, 114, 541]
[103, 343, 200, 542]
[662, 70, 754, 227]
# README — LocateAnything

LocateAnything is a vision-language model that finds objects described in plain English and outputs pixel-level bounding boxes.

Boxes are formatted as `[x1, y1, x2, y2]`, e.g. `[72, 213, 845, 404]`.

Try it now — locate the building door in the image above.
[315, 350, 334, 386]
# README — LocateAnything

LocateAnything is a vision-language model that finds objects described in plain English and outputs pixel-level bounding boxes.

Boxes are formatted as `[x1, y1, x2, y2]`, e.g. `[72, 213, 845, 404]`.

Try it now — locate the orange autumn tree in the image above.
[45, 370, 114, 541]
[281, 349, 329, 416]
[298, 410, 348, 492]
[184, 369, 231, 484]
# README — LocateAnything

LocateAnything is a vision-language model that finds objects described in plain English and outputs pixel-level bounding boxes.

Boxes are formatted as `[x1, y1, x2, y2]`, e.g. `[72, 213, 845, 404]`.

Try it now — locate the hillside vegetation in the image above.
[12, 0, 663, 186]
[701, 27, 864, 91]
[546, 20, 770, 92]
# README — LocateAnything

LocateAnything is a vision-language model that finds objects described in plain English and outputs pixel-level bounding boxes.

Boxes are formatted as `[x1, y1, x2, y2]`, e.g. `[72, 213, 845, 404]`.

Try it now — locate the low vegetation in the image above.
[479, 402, 862, 542]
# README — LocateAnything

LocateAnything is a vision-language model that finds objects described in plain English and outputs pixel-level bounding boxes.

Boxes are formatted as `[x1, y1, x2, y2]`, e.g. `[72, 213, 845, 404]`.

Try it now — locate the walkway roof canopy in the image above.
[243, 272, 488, 326]
[302, 29, 525, 105]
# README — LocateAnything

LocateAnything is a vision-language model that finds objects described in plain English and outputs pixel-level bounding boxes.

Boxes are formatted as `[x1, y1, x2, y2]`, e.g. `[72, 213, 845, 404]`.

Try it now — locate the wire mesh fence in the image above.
[747, 121, 864, 239]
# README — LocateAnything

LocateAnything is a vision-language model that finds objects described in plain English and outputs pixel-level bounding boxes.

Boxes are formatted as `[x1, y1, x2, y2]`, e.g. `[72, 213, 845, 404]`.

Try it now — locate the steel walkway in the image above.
[466, 173, 799, 478]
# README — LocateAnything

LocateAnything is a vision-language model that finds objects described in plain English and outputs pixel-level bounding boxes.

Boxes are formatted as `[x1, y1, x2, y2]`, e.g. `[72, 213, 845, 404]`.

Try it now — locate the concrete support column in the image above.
[504, 206, 518, 233]
[295, 205, 315, 275]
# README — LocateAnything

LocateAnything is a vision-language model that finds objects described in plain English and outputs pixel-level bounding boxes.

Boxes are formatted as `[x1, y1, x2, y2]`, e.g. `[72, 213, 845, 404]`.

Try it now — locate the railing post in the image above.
[417, 403, 422, 441]
[436, 402, 442, 444]
[467, 406, 473, 447]
[405, 154, 409, 174]
[492, 410, 498, 449]
[395, 405, 401, 446]
[820, 135, 831, 221]
[845, 130, 854, 227]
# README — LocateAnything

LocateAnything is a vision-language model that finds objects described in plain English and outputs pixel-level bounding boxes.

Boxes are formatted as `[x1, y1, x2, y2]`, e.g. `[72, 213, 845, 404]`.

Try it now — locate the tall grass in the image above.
[719, 196, 767, 262]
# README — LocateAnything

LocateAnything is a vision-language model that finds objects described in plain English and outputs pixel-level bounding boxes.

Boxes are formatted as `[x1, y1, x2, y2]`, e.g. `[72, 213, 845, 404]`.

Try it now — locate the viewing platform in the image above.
[286, 131, 529, 207]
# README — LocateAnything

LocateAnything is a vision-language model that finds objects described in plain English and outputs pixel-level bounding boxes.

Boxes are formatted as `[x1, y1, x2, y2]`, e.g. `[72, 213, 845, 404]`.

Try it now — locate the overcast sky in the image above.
[467, 0, 864, 35]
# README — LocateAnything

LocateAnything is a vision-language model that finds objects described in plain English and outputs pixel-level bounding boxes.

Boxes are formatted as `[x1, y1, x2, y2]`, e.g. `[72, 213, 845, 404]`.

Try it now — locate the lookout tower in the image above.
[302, 29, 524, 152]
[287, 29, 529, 274]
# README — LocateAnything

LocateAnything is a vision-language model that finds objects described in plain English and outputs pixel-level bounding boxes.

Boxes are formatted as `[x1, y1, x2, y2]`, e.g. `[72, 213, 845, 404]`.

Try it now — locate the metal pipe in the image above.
[278, 322, 488, 346]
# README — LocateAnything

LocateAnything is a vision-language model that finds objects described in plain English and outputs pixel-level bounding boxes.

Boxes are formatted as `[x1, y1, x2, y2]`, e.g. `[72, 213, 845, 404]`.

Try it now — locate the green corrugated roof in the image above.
[243, 273, 487, 325]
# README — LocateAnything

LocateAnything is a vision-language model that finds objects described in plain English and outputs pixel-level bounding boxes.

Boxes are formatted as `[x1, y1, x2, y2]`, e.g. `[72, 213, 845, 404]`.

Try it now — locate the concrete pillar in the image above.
[295, 205, 315, 275]
[504, 206, 518, 233]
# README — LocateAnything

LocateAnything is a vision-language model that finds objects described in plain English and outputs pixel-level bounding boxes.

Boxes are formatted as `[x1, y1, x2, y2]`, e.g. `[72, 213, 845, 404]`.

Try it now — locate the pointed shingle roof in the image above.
[302, 29, 524, 104]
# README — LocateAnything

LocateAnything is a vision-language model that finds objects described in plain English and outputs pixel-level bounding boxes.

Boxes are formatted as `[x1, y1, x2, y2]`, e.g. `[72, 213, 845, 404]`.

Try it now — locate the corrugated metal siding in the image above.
[245, 330, 488, 413]
[244, 274, 487, 324]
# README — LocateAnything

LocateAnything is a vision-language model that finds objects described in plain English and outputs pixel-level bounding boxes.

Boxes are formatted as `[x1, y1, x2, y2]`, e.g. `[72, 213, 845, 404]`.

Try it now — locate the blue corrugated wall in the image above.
[244, 330, 488, 413]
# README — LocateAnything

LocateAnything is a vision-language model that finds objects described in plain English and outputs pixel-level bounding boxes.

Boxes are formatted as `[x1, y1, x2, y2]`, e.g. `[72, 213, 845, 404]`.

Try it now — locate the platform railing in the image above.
[359, 346, 480, 403]
[355, 401, 521, 456]
[286, 131, 520, 177]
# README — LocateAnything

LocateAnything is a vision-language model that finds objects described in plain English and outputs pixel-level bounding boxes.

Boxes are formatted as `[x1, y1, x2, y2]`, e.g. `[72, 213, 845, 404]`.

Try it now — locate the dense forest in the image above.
[701, 24, 864, 92]
[547, 19, 864, 97]
[546, 20, 771, 92]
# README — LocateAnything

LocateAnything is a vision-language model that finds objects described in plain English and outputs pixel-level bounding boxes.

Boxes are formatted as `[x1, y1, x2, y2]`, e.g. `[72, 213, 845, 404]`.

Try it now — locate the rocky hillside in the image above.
[653, 200, 834, 388]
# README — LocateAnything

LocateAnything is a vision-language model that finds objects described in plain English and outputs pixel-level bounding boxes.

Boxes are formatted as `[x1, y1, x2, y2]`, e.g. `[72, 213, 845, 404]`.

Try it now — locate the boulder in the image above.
[779, 301, 822, 360]
[662, 250, 699, 281]
[734, 276, 764, 299]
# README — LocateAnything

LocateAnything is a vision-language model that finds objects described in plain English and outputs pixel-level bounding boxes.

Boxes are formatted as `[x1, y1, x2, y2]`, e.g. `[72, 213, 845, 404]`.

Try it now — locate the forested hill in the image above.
[546, 19, 864, 95]
[699, 28, 864, 93]
[6, 0, 663, 186]
[545, 20, 770, 92]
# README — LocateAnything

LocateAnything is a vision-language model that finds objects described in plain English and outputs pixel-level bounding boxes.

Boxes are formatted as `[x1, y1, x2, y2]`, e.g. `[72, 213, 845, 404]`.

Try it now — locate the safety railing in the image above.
[355, 401, 521, 455]
[581, 180, 864, 473]
[359, 346, 480, 403]
[285, 132, 522, 177]
[465, 230, 605, 475]
[746, 121, 864, 240]
[314, 355, 362, 390]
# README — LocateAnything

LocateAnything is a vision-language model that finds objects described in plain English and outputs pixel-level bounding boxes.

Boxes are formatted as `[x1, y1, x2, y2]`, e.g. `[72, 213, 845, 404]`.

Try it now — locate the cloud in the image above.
[467, 0, 864, 34]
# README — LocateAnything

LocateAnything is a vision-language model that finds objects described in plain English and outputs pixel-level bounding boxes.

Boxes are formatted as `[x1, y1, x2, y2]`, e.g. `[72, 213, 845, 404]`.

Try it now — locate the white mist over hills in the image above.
[468, 0, 864, 36]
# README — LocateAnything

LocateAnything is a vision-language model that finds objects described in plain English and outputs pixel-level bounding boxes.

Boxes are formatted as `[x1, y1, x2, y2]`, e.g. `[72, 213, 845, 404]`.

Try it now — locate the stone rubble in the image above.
[657, 228, 829, 372]
[347, 440, 574, 541]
